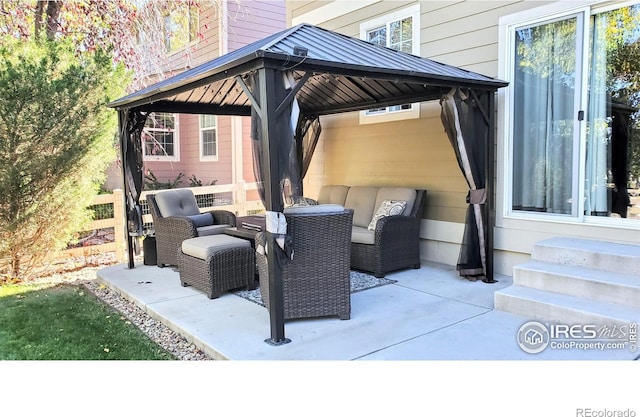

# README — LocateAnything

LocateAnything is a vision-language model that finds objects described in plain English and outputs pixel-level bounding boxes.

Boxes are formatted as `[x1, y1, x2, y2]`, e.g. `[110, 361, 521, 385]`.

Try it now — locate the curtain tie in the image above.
[467, 189, 486, 205]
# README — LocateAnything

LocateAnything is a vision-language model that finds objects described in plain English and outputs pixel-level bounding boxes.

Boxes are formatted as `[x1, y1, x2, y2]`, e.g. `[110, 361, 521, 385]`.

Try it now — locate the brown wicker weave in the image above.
[177, 244, 255, 299]
[147, 193, 236, 267]
[350, 189, 426, 278]
[256, 209, 353, 321]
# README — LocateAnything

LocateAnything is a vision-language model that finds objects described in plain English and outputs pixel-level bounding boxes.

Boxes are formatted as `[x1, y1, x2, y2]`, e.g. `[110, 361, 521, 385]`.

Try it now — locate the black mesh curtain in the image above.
[296, 115, 322, 181]
[121, 109, 148, 237]
[440, 88, 488, 279]
[249, 71, 320, 207]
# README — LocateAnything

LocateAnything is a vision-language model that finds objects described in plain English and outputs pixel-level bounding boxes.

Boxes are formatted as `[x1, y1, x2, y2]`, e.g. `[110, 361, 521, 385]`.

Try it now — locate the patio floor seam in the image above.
[392, 282, 498, 310]
[351, 309, 496, 360]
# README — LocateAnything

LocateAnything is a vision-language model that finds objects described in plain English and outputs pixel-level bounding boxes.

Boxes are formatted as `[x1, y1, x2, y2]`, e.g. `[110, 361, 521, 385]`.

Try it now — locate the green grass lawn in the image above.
[0, 283, 175, 360]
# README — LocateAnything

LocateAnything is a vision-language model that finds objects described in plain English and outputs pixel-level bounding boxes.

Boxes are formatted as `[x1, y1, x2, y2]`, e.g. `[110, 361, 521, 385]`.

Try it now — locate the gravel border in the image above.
[27, 253, 213, 361]
[82, 279, 212, 361]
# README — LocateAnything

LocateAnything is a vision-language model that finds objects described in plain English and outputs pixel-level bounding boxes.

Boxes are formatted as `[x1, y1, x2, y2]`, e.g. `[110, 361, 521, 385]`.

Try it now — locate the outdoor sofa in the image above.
[316, 185, 426, 278]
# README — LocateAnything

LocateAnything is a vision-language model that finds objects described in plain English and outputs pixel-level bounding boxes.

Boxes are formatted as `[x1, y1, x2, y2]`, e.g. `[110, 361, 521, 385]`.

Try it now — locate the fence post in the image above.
[236, 180, 247, 216]
[112, 189, 127, 263]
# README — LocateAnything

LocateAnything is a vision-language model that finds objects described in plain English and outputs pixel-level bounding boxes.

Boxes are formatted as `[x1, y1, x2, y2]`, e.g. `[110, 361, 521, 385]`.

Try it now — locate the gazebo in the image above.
[108, 23, 508, 345]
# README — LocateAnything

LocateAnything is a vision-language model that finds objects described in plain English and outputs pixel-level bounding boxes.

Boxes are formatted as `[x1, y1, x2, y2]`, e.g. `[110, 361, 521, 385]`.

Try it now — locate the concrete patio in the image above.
[96, 260, 638, 360]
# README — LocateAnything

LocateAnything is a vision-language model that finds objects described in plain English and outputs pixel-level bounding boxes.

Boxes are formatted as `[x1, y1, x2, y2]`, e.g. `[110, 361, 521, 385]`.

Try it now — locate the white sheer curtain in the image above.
[585, 13, 610, 216]
[512, 19, 576, 214]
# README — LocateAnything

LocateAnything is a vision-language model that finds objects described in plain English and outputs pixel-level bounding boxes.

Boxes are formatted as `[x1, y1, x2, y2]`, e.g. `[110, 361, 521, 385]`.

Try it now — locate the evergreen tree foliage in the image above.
[0, 39, 128, 280]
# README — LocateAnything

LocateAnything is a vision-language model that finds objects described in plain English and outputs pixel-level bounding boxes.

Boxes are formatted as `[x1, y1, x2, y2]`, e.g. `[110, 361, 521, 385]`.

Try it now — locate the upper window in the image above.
[164, 2, 198, 54]
[200, 115, 218, 161]
[503, 2, 640, 223]
[359, 5, 421, 123]
[142, 113, 180, 162]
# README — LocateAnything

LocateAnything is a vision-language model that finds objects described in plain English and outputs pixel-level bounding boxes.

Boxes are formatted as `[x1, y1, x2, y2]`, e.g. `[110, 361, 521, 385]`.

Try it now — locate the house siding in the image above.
[289, 0, 640, 276]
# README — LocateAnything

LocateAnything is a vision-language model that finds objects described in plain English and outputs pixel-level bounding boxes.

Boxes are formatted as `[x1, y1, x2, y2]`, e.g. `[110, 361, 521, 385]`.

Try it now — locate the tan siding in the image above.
[318, 112, 469, 223]
[289, 0, 557, 227]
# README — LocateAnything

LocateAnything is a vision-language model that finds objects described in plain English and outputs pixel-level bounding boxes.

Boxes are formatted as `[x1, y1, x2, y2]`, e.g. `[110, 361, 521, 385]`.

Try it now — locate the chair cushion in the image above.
[154, 189, 201, 217]
[187, 213, 214, 227]
[197, 224, 231, 236]
[181, 235, 250, 260]
[374, 188, 416, 217]
[368, 200, 407, 231]
[317, 185, 349, 206]
[344, 186, 379, 228]
[351, 226, 375, 245]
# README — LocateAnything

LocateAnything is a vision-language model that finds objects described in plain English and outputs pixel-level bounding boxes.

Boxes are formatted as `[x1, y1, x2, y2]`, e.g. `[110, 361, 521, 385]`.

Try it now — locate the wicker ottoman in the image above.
[177, 235, 256, 299]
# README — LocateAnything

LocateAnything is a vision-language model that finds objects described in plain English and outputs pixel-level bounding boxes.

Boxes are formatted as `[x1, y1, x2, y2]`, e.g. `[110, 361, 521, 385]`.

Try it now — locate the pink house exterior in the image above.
[104, 1, 286, 192]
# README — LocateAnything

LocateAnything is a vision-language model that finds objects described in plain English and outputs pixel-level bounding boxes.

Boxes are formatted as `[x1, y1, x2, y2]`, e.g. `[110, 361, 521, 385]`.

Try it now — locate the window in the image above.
[503, 2, 640, 223]
[359, 5, 421, 123]
[142, 113, 179, 162]
[164, 3, 198, 54]
[200, 115, 218, 161]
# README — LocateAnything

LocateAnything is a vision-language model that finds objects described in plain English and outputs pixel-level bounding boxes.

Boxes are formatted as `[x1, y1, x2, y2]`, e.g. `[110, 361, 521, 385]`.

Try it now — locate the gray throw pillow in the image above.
[186, 213, 213, 227]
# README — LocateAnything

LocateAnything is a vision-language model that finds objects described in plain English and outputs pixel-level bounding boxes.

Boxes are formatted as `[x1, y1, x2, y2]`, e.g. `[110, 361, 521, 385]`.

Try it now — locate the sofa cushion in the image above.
[154, 189, 201, 217]
[374, 187, 416, 217]
[368, 200, 407, 231]
[344, 186, 379, 228]
[317, 185, 349, 206]
[351, 226, 375, 245]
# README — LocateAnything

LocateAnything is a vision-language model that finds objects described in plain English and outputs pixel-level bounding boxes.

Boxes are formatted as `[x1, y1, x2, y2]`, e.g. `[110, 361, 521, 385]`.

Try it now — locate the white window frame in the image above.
[199, 114, 218, 162]
[359, 4, 421, 125]
[142, 113, 180, 162]
[497, 0, 640, 231]
[164, 3, 199, 55]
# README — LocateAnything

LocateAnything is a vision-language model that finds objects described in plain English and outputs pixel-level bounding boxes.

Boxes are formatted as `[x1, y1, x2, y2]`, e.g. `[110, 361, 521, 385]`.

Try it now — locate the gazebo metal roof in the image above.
[108, 23, 507, 115]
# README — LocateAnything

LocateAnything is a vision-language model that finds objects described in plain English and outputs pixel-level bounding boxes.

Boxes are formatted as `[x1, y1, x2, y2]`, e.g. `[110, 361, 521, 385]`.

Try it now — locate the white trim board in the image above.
[292, 0, 381, 26]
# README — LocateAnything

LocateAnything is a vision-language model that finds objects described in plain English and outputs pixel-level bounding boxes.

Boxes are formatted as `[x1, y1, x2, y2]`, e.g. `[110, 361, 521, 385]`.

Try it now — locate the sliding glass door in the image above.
[509, 3, 640, 223]
[585, 5, 640, 220]
[511, 15, 582, 216]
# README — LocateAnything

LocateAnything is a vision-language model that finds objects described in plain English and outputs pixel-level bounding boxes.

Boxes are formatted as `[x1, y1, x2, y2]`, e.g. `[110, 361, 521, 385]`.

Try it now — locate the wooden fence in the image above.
[61, 182, 264, 263]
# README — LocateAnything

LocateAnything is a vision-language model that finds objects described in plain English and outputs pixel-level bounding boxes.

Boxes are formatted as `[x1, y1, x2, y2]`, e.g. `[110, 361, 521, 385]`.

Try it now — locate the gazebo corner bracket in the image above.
[275, 70, 311, 116]
[235, 75, 263, 119]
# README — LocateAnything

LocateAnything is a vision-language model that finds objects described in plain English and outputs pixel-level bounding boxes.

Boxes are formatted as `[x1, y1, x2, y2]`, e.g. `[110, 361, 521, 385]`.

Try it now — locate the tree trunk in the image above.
[34, 1, 45, 38]
[45, 1, 61, 40]
[35, 0, 61, 39]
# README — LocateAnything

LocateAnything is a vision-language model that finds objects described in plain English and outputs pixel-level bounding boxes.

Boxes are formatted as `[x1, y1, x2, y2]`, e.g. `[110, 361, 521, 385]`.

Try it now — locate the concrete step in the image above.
[532, 237, 640, 276]
[513, 260, 640, 309]
[494, 285, 640, 328]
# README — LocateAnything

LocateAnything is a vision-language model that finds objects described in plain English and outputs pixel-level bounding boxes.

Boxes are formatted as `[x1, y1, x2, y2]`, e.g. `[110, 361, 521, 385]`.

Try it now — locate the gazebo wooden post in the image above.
[258, 66, 290, 345]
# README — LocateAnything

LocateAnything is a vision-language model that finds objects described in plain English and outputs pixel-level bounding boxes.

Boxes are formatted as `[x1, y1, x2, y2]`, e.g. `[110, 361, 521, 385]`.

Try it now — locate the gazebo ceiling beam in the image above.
[302, 88, 448, 116]
[137, 101, 252, 116]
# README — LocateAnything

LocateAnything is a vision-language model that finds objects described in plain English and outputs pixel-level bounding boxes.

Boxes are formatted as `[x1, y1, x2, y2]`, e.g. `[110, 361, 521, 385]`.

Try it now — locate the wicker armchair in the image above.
[350, 189, 426, 278]
[147, 189, 236, 267]
[256, 206, 354, 321]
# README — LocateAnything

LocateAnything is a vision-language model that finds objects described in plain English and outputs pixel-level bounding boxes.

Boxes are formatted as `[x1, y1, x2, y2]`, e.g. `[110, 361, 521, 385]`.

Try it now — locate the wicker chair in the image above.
[256, 206, 354, 321]
[350, 189, 426, 278]
[147, 189, 236, 267]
